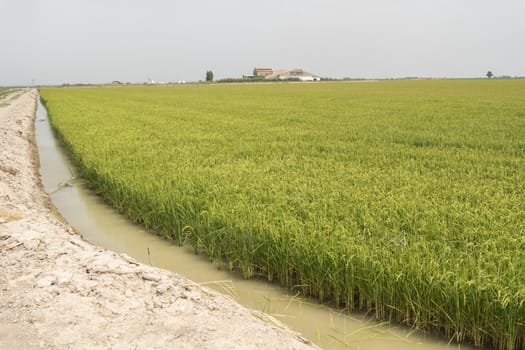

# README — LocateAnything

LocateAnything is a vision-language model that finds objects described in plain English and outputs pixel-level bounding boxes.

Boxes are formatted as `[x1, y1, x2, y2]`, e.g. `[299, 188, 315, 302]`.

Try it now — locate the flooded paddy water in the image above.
[34, 97, 479, 350]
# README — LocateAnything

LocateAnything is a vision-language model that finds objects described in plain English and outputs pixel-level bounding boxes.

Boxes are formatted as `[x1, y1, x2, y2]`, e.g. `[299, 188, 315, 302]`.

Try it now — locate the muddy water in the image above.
[35, 98, 474, 350]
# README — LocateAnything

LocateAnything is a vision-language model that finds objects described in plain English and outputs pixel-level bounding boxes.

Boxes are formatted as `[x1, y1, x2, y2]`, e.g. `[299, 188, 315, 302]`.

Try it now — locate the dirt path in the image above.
[0, 89, 318, 350]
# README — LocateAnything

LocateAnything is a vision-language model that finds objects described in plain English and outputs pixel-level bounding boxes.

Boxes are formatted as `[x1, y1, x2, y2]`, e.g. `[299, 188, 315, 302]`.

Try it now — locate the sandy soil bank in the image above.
[0, 89, 318, 350]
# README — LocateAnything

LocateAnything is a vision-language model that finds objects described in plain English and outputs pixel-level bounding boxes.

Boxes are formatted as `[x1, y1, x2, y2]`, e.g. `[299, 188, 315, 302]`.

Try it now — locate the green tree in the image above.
[206, 70, 214, 82]
[486, 71, 494, 79]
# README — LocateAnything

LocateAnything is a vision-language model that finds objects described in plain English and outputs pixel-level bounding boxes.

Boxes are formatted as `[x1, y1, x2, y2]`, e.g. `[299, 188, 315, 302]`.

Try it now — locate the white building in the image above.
[265, 68, 320, 81]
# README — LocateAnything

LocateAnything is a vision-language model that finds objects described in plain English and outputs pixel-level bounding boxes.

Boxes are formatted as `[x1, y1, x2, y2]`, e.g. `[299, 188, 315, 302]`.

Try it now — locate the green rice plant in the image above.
[40, 80, 525, 350]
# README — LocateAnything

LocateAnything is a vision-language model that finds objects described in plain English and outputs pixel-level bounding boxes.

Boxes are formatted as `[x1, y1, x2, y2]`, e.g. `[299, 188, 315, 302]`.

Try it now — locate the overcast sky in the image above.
[1, 0, 524, 85]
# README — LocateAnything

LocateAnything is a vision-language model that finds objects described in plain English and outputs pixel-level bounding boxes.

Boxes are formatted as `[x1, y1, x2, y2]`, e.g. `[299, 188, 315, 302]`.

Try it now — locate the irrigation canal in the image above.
[35, 97, 478, 350]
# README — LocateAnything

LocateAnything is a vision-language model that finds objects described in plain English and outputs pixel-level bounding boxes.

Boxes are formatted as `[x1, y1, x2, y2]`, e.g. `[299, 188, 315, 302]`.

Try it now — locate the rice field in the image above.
[40, 80, 525, 350]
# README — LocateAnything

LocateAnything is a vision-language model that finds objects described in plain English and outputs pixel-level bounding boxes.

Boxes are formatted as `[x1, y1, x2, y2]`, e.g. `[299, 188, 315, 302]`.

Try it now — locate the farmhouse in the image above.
[266, 68, 320, 81]
[253, 67, 273, 77]
[250, 67, 321, 81]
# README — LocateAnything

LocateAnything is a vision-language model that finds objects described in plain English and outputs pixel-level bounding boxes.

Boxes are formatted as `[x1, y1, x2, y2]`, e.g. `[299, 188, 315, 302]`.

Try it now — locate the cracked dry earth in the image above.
[0, 89, 318, 350]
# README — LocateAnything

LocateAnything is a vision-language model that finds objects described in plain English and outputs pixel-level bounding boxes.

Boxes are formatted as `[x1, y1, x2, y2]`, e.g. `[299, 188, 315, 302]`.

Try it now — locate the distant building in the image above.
[266, 68, 320, 81]
[249, 67, 320, 81]
[264, 69, 287, 79]
[253, 67, 274, 77]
